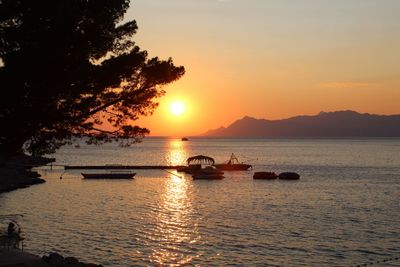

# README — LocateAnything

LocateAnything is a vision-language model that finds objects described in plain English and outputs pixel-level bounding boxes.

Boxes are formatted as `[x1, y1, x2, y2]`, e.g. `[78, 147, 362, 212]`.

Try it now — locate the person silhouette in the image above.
[7, 222, 16, 237]
[7, 222, 22, 248]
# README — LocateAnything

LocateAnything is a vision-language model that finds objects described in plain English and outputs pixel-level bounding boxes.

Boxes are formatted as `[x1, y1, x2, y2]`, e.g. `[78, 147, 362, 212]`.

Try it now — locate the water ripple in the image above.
[1, 139, 400, 266]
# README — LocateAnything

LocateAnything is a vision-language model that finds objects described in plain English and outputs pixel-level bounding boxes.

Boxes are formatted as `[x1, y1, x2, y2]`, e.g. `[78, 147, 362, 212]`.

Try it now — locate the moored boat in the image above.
[178, 155, 215, 174]
[253, 171, 278, 180]
[81, 172, 136, 179]
[278, 172, 300, 180]
[176, 165, 200, 174]
[214, 153, 252, 171]
[192, 166, 224, 180]
[192, 173, 224, 180]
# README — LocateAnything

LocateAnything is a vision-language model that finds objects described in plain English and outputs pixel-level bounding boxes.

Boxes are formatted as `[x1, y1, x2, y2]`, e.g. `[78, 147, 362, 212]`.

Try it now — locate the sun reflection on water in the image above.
[165, 139, 188, 166]
[149, 140, 200, 265]
[150, 173, 200, 266]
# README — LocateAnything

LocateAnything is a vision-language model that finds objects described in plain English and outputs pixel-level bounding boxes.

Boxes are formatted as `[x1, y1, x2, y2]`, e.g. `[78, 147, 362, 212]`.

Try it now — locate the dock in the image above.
[64, 165, 185, 170]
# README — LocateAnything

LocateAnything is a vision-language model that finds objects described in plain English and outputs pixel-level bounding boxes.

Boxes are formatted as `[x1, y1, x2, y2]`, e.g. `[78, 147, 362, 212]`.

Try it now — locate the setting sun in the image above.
[170, 101, 185, 116]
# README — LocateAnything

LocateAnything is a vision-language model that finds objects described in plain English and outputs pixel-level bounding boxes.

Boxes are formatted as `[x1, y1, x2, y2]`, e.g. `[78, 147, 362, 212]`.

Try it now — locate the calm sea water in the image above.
[1, 138, 400, 266]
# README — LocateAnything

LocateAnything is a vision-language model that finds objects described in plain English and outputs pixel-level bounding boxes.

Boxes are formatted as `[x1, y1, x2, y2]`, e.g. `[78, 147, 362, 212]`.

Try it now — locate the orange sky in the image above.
[125, 0, 400, 136]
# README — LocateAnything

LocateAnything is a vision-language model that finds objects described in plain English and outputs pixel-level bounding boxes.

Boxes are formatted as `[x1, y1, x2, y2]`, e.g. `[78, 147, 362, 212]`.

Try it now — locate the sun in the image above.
[170, 101, 185, 116]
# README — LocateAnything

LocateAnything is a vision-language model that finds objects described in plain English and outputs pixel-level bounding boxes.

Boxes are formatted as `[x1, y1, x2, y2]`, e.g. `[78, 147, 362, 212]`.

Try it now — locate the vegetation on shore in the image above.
[0, 0, 184, 158]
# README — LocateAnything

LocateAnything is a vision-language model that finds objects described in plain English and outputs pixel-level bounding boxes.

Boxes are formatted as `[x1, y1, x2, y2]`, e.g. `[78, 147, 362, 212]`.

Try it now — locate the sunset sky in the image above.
[126, 0, 400, 136]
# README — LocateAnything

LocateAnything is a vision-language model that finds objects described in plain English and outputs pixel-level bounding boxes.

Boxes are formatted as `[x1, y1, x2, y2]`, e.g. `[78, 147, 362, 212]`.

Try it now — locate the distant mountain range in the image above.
[203, 111, 400, 137]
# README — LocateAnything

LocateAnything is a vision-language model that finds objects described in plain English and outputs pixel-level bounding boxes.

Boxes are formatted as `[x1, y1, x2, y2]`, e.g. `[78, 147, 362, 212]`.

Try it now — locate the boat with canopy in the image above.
[180, 155, 224, 179]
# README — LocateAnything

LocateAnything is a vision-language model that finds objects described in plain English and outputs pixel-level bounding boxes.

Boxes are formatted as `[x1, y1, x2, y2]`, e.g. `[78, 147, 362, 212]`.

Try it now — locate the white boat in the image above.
[192, 166, 224, 180]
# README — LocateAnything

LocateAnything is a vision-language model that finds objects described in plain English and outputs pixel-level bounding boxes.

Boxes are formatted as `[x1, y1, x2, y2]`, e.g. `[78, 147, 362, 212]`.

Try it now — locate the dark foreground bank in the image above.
[0, 249, 103, 267]
[0, 155, 53, 193]
[42, 252, 103, 267]
[0, 156, 103, 266]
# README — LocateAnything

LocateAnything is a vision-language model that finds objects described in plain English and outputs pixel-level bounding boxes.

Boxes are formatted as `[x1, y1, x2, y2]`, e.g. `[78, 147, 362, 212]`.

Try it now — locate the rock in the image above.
[65, 257, 79, 265]
[43, 252, 66, 266]
[43, 253, 104, 267]
[85, 263, 104, 267]
[0, 159, 46, 194]
[26, 170, 41, 178]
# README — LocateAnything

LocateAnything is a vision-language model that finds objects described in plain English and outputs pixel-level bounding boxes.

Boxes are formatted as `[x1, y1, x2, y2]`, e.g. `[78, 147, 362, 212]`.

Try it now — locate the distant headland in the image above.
[203, 110, 400, 137]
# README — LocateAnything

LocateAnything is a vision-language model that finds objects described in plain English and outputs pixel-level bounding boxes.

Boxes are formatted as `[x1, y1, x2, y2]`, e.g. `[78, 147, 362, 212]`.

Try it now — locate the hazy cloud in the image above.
[319, 82, 379, 90]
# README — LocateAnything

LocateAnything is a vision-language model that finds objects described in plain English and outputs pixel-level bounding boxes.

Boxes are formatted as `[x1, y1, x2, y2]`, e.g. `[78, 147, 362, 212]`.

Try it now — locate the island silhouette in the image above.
[203, 110, 400, 137]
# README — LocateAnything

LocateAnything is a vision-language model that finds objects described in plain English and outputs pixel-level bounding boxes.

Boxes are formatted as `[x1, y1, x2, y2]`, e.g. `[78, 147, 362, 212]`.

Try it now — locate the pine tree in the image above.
[0, 0, 185, 157]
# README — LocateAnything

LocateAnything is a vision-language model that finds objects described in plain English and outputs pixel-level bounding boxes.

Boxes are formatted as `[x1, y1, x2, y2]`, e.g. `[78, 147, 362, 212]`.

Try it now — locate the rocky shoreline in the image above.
[0, 155, 53, 193]
[43, 252, 104, 267]
[0, 249, 104, 267]
[0, 156, 105, 267]
[0, 170, 46, 193]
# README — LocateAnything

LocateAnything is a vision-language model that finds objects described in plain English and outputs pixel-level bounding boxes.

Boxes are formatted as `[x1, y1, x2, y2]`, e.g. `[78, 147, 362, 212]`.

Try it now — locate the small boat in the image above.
[253, 171, 278, 180]
[178, 155, 215, 174]
[192, 166, 224, 180]
[177, 165, 200, 174]
[81, 172, 136, 179]
[214, 153, 252, 171]
[192, 173, 224, 180]
[278, 172, 300, 180]
[181, 137, 189, 141]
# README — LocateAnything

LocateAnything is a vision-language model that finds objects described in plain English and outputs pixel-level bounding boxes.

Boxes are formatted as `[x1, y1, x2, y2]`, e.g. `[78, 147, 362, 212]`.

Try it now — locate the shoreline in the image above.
[0, 249, 103, 267]
[0, 154, 55, 194]
[0, 156, 104, 267]
[0, 164, 46, 194]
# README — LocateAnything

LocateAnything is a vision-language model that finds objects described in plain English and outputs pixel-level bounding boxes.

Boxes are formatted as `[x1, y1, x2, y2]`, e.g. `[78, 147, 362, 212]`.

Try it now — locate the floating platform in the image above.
[65, 165, 185, 170]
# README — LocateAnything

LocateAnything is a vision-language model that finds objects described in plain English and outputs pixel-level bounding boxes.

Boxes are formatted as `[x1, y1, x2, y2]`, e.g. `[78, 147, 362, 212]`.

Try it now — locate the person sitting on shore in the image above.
[8, 222, 16, 236]
[7, 222, 22, 248]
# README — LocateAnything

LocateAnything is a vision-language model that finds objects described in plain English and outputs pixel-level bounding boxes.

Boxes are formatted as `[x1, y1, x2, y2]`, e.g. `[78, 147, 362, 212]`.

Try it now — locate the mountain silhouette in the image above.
[203, 111, 400, 137]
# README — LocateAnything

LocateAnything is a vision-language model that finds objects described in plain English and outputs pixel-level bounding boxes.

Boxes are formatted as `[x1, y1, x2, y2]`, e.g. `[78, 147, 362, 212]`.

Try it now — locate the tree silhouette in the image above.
[0, 0, 185, 157]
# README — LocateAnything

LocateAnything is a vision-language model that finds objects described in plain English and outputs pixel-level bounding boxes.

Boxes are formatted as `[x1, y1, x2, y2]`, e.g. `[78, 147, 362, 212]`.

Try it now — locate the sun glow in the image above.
[170, 101, 185, 116]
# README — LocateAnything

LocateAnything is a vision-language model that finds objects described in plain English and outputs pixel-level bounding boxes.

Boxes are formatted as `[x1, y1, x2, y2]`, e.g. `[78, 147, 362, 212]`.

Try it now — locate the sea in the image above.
[1, 138, 399, 266]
